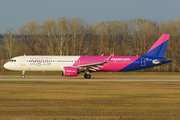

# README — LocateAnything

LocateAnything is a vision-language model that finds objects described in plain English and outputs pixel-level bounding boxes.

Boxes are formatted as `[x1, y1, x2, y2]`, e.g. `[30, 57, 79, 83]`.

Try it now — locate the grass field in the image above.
[0, 81, 180, 119]
[1, 71, 180, 78]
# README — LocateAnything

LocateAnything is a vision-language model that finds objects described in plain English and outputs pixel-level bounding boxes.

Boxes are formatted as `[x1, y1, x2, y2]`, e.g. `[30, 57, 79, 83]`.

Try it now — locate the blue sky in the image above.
[0, 0, 180, 34]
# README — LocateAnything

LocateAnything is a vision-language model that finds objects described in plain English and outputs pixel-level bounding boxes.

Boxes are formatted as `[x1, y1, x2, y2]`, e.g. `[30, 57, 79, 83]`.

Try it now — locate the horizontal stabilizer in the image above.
[153, 58, 172, 62]
[152, 58, 172, 64]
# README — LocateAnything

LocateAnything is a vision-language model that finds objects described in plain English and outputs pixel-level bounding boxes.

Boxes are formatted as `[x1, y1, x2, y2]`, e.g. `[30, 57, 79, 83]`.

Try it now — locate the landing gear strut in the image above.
[84, 69, 91, 79]
[21, 71, 25, 79]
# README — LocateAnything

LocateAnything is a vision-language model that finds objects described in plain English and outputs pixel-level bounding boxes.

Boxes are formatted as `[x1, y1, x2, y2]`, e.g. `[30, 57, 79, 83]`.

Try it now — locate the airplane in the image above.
[4, 34, 172, 79]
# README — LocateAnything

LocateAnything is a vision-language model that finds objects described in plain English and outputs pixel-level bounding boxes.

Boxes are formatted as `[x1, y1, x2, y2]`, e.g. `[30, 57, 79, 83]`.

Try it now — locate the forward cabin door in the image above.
[141, 57, 145, 66]
[21, 55, 25, 66]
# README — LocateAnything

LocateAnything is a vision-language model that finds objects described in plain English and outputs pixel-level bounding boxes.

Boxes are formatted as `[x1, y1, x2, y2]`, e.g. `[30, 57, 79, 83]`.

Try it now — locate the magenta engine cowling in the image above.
[62, 67, 80, 76]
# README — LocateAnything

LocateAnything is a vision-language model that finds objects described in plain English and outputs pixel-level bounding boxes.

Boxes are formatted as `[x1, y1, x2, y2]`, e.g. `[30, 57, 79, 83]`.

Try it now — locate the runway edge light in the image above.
[118, 115, 122, 119]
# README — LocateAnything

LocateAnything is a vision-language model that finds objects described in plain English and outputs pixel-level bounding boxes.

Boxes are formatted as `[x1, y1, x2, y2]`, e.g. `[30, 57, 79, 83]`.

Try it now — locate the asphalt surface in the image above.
[0, 78, 180, 81]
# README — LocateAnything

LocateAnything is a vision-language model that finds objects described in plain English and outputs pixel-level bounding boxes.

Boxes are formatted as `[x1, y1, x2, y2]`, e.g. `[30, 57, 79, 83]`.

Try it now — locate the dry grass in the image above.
[0, 81, 180, 119]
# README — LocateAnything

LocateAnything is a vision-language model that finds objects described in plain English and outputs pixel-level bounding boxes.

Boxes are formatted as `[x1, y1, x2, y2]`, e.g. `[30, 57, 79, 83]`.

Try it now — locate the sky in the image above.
[0, 0, 180, 34]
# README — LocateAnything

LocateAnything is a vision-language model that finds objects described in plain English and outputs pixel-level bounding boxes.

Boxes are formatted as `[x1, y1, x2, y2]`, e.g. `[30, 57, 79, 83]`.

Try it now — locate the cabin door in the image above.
[141, 57, 146, 66]
[21, 56, 25, 66]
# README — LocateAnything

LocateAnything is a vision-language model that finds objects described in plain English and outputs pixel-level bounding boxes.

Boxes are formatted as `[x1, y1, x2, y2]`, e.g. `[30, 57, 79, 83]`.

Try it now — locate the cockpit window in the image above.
[9, 59, 16, 62]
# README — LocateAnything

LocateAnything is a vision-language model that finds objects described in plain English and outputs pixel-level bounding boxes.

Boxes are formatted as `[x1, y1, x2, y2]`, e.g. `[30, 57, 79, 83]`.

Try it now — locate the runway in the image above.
[0, 78, 180, 81]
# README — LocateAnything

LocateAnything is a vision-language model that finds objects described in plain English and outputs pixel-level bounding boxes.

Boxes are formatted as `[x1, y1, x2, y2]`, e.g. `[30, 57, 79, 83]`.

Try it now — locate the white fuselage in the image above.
[4, 56, 80, 71]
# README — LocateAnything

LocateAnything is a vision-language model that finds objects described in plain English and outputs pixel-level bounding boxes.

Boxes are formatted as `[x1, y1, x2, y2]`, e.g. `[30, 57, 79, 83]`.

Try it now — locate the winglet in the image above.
[101, 53, 104, 56]
[105, 53, 114, 62]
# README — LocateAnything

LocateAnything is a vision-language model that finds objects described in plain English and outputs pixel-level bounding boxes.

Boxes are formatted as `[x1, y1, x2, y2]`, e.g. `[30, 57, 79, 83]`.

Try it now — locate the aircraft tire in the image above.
[21, 75, 25, 79]
[87, 74, 91, 79]
[84, 74, 91, 79]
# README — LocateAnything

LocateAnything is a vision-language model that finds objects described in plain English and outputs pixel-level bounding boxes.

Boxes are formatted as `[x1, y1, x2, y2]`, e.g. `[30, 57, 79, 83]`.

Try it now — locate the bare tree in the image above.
[19, 20, 41, 55]
[97, 21, 107, 55]
[69, 18, 82, 55]
[57, 17, 69, 55]
[3, 28, 17, 59]
[77, 19, 87, 55]
[88, 22, 98, 55]
[41, 18, 57, 55]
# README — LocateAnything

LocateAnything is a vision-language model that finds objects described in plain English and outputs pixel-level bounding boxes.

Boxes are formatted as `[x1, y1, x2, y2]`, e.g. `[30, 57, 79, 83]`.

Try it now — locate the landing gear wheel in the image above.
[21, 75, 25, 79]
[87, 74, 91, 79]
[84, 74, 91, 79]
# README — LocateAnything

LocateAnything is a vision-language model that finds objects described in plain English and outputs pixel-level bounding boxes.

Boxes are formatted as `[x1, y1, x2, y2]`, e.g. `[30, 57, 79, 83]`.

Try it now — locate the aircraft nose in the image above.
[4, 62, 10, 70]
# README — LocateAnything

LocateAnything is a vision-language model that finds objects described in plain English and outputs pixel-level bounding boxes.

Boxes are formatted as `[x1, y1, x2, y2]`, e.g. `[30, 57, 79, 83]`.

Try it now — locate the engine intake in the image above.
[62, 67, 80, 76]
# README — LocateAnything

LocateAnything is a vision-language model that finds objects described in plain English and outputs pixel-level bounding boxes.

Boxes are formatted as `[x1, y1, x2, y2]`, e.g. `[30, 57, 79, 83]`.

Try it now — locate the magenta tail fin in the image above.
[144, 34, 170, 58]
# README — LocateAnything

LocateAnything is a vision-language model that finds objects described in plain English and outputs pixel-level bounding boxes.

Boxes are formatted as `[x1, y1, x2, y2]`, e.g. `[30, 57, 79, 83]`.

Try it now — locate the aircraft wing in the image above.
[75, 53, 114, 71]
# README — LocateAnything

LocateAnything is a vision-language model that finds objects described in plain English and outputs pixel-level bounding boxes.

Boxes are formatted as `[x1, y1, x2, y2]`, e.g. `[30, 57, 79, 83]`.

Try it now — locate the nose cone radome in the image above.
[4, 62, 10, 70]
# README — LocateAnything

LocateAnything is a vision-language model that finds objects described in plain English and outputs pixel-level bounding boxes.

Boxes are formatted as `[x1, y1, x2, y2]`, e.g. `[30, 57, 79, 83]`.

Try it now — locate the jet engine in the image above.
[61, 67, 80, 76]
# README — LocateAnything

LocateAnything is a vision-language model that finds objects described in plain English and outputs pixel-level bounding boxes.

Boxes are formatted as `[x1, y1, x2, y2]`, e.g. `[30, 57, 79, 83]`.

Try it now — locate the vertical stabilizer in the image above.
[144, 34, 170, 58]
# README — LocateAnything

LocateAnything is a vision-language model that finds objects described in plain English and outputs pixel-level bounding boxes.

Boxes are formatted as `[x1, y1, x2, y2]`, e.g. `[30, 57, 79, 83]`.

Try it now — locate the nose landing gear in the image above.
[21, 71, 25, 78]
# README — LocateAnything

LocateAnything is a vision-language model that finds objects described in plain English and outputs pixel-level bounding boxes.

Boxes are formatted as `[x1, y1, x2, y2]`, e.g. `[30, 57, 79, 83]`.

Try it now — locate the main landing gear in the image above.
[21, 71, 25, 79]
[84, 69, 91, 79]
[84, 74, 91, 79]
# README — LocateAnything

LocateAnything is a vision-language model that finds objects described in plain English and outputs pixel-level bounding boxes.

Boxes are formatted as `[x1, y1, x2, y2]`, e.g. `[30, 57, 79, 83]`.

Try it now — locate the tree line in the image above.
[0, 17, 180, 72]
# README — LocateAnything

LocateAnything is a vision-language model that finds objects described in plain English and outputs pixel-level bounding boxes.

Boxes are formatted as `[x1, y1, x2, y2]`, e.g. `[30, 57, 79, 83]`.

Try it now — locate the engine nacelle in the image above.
[61, 67, 80, 77]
